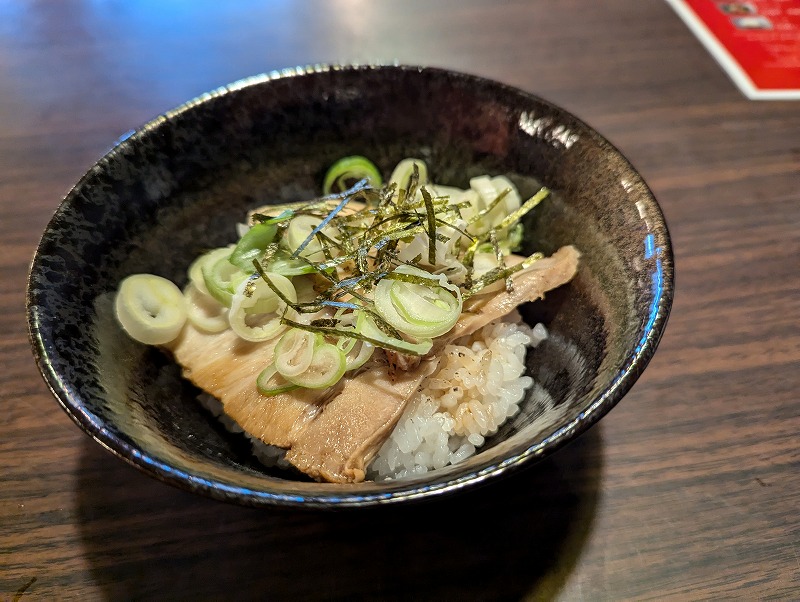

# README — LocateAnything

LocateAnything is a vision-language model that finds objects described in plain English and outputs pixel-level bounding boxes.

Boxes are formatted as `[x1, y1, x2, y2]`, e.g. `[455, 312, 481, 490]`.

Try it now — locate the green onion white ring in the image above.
[374, 265, 462, 339]
[344, 341, 374, 371]
[274, 328, 316, 378]
[286, 339, 347, 389]
[188, 246, 231, 297]
[389, 158, 429, 191]
[285, 214, 329, 260]
[114, 274, 187, 345]
[183, 283, 229, 333]
[202, 250, 248, 307]
[356, 310, 433, 355]
[257, 364, 300, 396]
[229, 273, 296, 342]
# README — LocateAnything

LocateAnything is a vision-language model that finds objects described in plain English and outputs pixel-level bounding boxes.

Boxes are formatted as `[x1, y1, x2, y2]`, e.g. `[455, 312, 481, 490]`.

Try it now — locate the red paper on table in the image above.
[666, 0, 800, 100]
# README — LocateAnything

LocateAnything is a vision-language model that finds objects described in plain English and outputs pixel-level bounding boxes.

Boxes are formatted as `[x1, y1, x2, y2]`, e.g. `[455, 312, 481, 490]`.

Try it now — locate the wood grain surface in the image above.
[1, 1, 798, 600]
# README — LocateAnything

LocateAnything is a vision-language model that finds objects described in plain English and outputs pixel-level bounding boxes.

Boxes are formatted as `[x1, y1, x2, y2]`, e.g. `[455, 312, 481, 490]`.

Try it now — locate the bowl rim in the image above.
[27, 62, 674, 508]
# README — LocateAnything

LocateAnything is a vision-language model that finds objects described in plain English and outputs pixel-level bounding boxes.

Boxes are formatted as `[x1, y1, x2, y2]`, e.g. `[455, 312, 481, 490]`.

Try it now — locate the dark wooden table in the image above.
[2, 1, 798, 599]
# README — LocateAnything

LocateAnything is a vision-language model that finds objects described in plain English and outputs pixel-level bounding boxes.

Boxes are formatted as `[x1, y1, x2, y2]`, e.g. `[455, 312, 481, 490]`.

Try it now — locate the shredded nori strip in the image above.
[495, 187, 550, 231]
[468, 188, 510, 226]
[421, 186, 438, 265]
[261, 241, 281, 266]
[290, 180, 367, 259]
[381, 271, 446, 286]
[462, 252, 544, 300]
[281, 316, 428, 356]
[310, 318, 341, 328]
[399, 163, 421, 209]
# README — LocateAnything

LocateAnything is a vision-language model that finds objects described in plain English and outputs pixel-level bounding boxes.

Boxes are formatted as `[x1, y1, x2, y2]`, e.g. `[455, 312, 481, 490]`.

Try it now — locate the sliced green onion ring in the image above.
[355, 311, 433, 355]
[323, 155, 382, 195]
[332, 310, 358, 355]
[257, 363, 300, 396]
[202, 251, 248, 308]
[114, 274, 187, 345]
[345, 340, 374, 371]
[188, 246, 232, 297]
[285, 214, 334, 260]
[183, 282, 229, 333]
[336, 335, 358, 355]
[291, 184, 359, 260]
[266, 255, 319, 276]
[374, 265, 462, 339]
[389, 158, 429, 192]
[229, 273, 296, 342]
[274, 328, 316, 378]
[286, 338, 347, 389]
[281, 314, 431, 356]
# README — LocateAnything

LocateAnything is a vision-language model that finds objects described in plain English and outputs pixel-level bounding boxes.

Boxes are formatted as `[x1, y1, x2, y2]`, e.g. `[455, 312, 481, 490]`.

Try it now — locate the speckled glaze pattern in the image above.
[27, 64, 673, 508]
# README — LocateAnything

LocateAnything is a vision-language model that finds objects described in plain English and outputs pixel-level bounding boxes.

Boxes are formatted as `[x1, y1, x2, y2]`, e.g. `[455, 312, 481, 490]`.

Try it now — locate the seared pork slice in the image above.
[166, 326, 330, 448]
[443, 245, 581, 350]
[286, 363, 434, 483]
[284, 244, 581, 482]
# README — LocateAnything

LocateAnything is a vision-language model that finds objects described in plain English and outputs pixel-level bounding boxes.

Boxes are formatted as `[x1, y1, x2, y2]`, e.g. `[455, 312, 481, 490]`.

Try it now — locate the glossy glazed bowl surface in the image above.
[27, 65, 673, 508]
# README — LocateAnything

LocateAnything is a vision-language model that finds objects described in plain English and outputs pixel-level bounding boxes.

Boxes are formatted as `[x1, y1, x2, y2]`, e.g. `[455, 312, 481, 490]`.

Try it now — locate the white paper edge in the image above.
[665, 0, 800, 100]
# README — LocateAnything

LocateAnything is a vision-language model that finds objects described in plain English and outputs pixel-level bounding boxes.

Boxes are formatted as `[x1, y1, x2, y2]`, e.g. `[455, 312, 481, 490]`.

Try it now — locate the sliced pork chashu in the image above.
[286, 364, 432, 482]
[168, 245, 580, 483]
[286, 244, 580, 482]
[166, 327, 330, 449]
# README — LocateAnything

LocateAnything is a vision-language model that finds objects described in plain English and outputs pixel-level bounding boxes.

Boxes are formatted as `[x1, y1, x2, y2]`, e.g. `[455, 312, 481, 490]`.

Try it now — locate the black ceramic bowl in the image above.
[27, 64, 673, 508]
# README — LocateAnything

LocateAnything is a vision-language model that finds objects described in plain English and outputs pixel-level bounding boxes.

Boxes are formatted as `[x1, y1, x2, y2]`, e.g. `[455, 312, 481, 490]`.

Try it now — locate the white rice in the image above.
[368, 312, 547, 480]
[198, 312, 549, 480]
